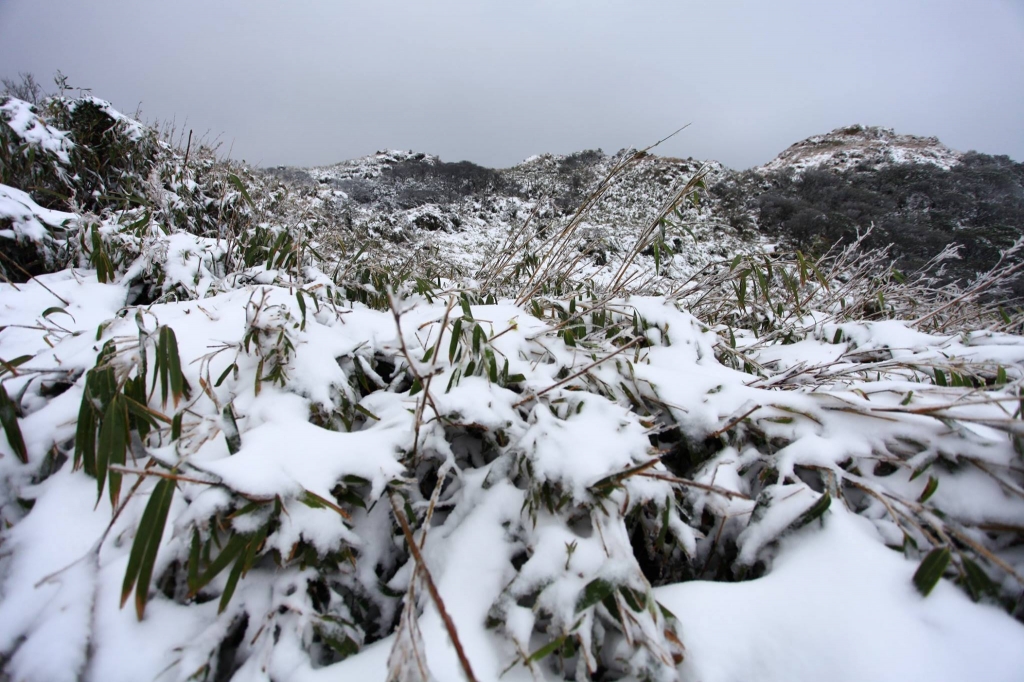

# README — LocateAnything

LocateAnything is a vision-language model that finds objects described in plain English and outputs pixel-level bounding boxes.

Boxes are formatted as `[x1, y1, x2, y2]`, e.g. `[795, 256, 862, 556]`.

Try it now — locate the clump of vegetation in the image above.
[715, 156, 1024, 299]
[1, 77, 1023, 682]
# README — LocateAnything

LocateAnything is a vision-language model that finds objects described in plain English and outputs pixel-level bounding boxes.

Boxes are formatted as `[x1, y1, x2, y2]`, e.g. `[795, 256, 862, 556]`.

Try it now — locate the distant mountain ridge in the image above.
[262, 126, 1022, 296]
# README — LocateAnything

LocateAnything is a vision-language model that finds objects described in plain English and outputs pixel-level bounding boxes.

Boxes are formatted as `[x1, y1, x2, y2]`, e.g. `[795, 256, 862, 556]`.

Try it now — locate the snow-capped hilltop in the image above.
[309, 149, 441, 181]
[759, 124, 963, 174]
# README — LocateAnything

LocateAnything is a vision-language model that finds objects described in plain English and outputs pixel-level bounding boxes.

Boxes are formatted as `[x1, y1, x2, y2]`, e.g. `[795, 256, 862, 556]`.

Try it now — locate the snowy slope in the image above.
[267, 149, 752, 280]
[3, 95, 1024, 682]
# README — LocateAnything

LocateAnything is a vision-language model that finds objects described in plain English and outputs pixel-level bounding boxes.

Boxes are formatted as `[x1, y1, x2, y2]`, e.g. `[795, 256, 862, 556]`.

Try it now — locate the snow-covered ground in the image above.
[2, 94, 1024, 682]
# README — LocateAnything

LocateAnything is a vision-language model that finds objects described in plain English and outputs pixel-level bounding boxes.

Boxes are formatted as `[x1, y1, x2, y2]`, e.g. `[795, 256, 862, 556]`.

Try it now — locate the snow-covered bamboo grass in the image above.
[1, 93, 1024, 682]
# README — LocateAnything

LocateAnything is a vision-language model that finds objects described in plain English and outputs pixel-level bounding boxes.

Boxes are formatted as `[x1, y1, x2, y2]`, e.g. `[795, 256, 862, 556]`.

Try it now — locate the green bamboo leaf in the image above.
[0, 354, 33, 377]
[575, 578, 616, 613]
[109, 398, 129, 503]
[933, 369, 947, 387]
[215, 362, 236, 388]
[793, 492, 830, 529]
[913, 546, 950, 597]
[121, 477, 176, 619]
[227, 173, 254, 207]
[296, 290, 307, 331]
[241, 524, 268, 576]
[219, 551, 246, 613]
[809, 259, 830, 291]
[527, 635, 567, 663]
[619, 586, 646, 612]
[74, 396, 98, 473]
[41, 306, 75, 323]
[124, 379, 152, 442]
[97, 394, 129, 504]
[448, 317, 463, 363]
[917, 476, 939, 504]
[222, 404, 241, 455]
[194, 533, 248, 595]
[472, 324, 484, 355]
[353, 403, 380, 421]
[962, 556, 997, 601]
[187, 529, 201, 594]
[445, 367, 461, 393]
[163, 327, 190, 406]
[0, 383, 27, 464]
[488, 352, 498, 383]
[158, 327, 170, 405]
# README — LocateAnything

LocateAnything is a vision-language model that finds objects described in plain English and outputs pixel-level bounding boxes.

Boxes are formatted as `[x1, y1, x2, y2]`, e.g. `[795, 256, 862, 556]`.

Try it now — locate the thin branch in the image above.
[389, 493, 479, 682]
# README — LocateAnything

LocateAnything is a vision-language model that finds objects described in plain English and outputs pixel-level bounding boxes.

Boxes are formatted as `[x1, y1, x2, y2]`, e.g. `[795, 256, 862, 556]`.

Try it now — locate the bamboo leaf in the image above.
[0, 383, 27, 463]
[215, 362, 236, 388]
[353, 403, 380, 421]
[158, 327, 170, 405]
[227, 173, 254, 207]
[793, 491, 830, 528]
[41, 306, 75, 322]
[575, 578, 616, 613]
[121, 476, 176, 619]
[449, 318, 463, 363]
[222, 404, 241, 454]
[962, 556, 997, 601]
[296, 290, 307, 331]
[194, 533, 247, 595]
[0, 354, 33, 377]
[913, 546, 950, 597]
[219, 551, 246, 613]
[472, 324, 484, 355]
[527, 635, 567, 663]
[917, 476, 939, 504]
[163, 327, 190, 406]
[97, 393, 129, 504]
[187, 529, 201, 594]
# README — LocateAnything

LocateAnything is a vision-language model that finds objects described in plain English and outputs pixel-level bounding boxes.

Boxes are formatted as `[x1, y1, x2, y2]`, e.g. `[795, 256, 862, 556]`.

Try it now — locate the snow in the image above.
[2, 97, 1024, 682]
[657, 506, 1024, 682]
[1, 98, 74, 164]
[0, 183, 76, 243]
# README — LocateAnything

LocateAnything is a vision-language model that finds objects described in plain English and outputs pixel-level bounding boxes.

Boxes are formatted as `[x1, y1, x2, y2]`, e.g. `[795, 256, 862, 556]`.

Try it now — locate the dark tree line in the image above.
[716, 153, 1024, 297]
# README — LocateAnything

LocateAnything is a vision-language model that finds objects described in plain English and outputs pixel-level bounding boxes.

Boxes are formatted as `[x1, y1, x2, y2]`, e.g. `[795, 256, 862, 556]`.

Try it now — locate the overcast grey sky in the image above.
[1, 1, 1022, 169]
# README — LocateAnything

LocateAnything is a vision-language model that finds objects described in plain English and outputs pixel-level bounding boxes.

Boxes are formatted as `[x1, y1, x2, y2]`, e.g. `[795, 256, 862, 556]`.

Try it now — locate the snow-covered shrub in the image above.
[1, 94, 1024, 682]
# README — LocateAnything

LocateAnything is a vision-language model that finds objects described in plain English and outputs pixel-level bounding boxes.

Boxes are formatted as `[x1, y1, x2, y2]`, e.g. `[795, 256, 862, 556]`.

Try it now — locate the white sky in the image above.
[1, 0, 1022, 169]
